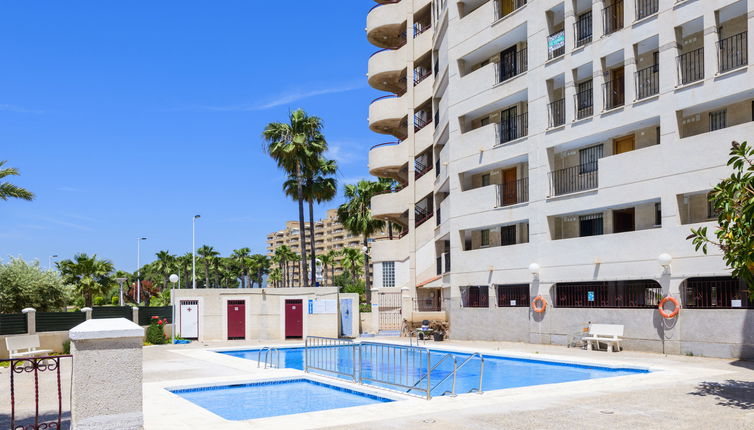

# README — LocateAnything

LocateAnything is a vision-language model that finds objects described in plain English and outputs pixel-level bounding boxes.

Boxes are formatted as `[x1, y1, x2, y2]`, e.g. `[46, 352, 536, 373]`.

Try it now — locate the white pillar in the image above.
[370, 288, 380, 334]
[69, 318, 144, 430]
[132, 306, 139, 325]
[22, 307, 36, 334]
[80, 307, 92, 320]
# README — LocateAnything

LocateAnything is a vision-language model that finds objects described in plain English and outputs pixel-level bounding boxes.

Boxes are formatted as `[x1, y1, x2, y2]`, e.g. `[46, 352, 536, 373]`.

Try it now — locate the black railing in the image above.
[635, 0, 658, 21]
[602, 78, 625, 110]
[415, 156, 433, 179]
[436, 255, 442, 275]
[574, 11, 592, 47]
[717, 31, 748, 73]
[435, 157, 441, 178]
[547, 31, 565, 60]
[635, 65, 659, 100]
[602, 0, 624, 35]
[413, 67, 432, 86]
[497, 177, 529, 206]
[574, 87, 593, 119]
[499, 112, 528, 144]
[0, 313, 27, 335]
[677, 47, 704, 85]
[414, 113, 431, 132]
[415, 205, 433, 227]
[496, 0, 527, 20]
[682, 277, 751, 309]
[413, 297, 441, 312]
[444, 252, 450, 273]
[555, 280, 662, 308]
[413, 21, 431, 38]
[549, 162, 599, 196]
[498, 48, 528, 82]
[548, 98, 566, 127]
[496, 284, 530, 307]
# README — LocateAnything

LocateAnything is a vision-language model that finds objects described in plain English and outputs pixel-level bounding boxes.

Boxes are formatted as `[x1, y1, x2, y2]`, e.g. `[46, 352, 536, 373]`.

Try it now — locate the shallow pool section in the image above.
[218, 346, 648, 395]
[170, 378, 393, 420]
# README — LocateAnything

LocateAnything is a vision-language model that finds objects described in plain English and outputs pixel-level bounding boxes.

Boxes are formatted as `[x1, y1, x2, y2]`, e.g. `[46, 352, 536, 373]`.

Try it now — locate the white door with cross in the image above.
[179, 300, 199, 339]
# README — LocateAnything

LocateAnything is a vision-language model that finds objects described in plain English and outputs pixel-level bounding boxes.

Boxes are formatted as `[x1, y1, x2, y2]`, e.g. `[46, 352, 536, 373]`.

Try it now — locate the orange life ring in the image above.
[531, 295, 547, 313]
[658, 296, 680, 318]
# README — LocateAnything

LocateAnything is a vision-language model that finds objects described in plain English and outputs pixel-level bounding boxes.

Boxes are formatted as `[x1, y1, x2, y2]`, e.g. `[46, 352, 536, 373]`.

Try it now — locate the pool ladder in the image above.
[407, 352, 485, 398]
[257, 347, 280, 369]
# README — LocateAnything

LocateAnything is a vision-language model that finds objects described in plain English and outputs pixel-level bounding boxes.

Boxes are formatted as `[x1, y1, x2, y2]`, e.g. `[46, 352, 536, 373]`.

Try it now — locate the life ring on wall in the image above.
[531, 295, 547, 313]
[658, 296, 681, 318]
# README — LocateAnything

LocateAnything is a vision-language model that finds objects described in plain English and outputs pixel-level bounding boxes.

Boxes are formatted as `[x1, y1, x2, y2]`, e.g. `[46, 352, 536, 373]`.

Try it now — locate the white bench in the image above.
[5, 335, 53, 359]
[583, 324, 624, 352]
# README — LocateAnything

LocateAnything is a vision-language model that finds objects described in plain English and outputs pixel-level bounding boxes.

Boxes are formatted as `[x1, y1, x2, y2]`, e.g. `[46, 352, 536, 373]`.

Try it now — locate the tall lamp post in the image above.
[192, 215, 201, 289]
[115, 277, 127, 306]
[48, 254, 58, 271]
[137, 237, 148, 304]
[169, 274, 179, 345]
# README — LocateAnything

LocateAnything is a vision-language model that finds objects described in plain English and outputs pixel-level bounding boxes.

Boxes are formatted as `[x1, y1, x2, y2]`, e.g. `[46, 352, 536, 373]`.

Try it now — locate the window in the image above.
[461, 286, 489, 308]
[682, 277, 750, 309]
[500, 225, 516, 246]
[481, 229, 490, 247]
[496, 284, 530, 307]
[654, 202, 662, 226]
[382, 262, 395, 287]
[555, 280, 662, 308]
[579, 144, 603, 173]
[709, 109, 727, 131]
[481, 174, 491, 186]
[706, 192, 717, 219]
[480, 117, 490, 126]
[579, 213, 604, 237]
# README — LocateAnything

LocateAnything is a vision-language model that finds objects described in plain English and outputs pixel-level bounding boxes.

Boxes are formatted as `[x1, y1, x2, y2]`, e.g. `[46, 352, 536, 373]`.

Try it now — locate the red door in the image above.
[285, 299, 303, 338]
[227, 300, 245, 339]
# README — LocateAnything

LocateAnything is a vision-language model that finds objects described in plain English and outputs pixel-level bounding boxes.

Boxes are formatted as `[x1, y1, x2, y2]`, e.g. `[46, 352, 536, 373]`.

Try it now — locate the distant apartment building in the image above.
[365, 0, 753, 357]
[265, 209, 389, 286]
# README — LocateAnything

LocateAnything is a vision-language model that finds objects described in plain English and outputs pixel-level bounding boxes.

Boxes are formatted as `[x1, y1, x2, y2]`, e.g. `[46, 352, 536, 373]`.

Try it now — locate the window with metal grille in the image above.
[709, 109, 727, 131]
[579, 144, 603, 174]
[555, 280, 662, 308]
[579, 213, 604, 237]
[481, 229, 490, 247]
[461, 286, 489, 308]
[682, 277, 750, 309]
[382, 261, 395, 287]
[496, 284, 530, 307]
[500, 225, 516, 246]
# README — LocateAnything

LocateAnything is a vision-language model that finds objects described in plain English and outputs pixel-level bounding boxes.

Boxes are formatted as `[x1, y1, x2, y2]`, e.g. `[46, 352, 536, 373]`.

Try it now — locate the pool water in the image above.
[219, 346, 648, 395]
[171, 379, 392, 420]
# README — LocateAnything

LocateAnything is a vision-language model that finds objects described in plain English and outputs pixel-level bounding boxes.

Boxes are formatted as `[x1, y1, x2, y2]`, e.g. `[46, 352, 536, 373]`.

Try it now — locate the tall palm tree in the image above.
[273, 246, 293, 287]
[319, 250, 337, 287]
[176, 253, 193, 288]
[197, 245, 219, 288]
[268, 267, 282, 289]
[0, 160, 34, 202]
[284, 157, 338, 286]
[152, 250, 176, 291]
[249, 254, 270, 288]
[340, 248, 364, 279]
[57, 253, 114, 307]
[231, 248, 251, 288]
[337, 180, 386, 304]
[263, 109, 328, 288]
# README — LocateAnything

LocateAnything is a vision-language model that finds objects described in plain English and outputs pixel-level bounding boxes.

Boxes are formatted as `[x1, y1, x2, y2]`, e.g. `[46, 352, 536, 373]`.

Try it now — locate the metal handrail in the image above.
[407, 352, 455, 397]
[257, 346, 280, 369]
[454, 352, 485, 395]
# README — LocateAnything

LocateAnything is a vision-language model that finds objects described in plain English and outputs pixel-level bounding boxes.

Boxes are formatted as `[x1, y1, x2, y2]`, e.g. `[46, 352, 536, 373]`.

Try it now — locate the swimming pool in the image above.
[218, 345, 648, 395]
[171, 378, 393, 420]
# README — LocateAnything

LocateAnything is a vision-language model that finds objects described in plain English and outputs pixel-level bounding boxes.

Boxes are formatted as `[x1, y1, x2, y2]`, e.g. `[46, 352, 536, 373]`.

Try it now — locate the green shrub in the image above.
[62, 340, 71, 354]
[146, 316, 168, 345]
[110, 296, 119, 305]
[93, 296, 105, 306]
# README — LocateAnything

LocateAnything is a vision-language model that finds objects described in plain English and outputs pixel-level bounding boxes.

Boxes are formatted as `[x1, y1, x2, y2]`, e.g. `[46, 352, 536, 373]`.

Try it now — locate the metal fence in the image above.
[0, 313, 28, 335]
[602, 0, 624, 35]
[602, 79, 625, 110]
[497, 47, 528, 83]
[36, 312, 86, 333]
[496, 284, 530, 307]
[717, 31, 748, 74]
[555, 280, 662, 308]
[499, 112, 528, 144]
[304, 336, 358, 381]
[138, 306, 173, 325]
[496, 178, 529, 207]
[549, 163, 599, 196]
[574, 11, 592, 47]
[635, 65, 659, 100]
[92, 306, 132, 319]
[574, 86, 593, 119]
[677, 48, 704, 85]
[548, 98, 566, 127]
[682, 277, 750, 309]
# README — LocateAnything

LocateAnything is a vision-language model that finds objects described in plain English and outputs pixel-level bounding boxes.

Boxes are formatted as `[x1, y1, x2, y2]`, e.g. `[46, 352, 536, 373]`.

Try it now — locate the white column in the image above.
[22, 307, 36, 334]
[69, 318, 144, 430]
[81, 307, 92, 320]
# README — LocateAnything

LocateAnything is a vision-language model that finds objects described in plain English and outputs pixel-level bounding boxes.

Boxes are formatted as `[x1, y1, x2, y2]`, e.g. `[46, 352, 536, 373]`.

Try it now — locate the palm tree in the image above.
[273, 246, 293, 287]
[268, 268, 282, 289]
[57, 253, 114, 307]
[0, 160, 34, 202]
[152, 250, 176, 291]
[319, 250, 337, 287]
[249, 254, 270, 288]
[337, 180, 386, 304]
[176, 253, 193, 288]
[284, 157, 338, 286]
[197, 245, 219, 288]
[263, 109, 328, 288]
[231, 248, 251, 288]
[340, 248, 364, 279]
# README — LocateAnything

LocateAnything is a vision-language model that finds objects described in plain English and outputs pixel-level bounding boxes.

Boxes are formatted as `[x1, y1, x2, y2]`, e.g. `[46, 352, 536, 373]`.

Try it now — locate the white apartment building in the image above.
[366, 0, 753, 358]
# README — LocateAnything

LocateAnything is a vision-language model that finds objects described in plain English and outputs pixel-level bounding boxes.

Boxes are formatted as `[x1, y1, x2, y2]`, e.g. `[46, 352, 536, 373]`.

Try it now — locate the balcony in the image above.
[635, 64, 659, 100]
[602, 79, 625, 110]
[369, 94, 407, 138]
[549, 163, 598, 196]
[368, 47, 407, 94]
[574, 11, 592, 48]
[499, 112, 528, 144]
[366, 1, 407, 49]
[413, 66, 431, 86]
[635, 0, 658, 21]
[368, 141, 408, 178]
[371, 234, 409, 262]
[496, 178, 529, 207]
[602, 0, 624, 36]
[677, 48, 704, 85]
[548, 98, 565, 127]
[415, 204, 433, 228]
[574, 87, 593, 119]
[435, 252, 450, 275]
[717, 31, 748, 74]
[372, 186, 409, 219]
[497, 48, 527, 83]
[495, 0, 527, 21]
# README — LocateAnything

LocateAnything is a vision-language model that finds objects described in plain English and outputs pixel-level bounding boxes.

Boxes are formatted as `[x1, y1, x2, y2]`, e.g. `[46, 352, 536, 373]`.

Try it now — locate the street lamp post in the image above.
[48, 254, 58, 271]
[169, 274, 179, 345]
[192, 215, 201, 289]
[115, 277, 127, 306]
[137, 237, 147, 304]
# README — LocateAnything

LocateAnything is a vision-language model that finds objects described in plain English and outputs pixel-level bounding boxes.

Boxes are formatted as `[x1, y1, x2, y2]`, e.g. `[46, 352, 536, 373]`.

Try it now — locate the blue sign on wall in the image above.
[587, 291, 595, 302]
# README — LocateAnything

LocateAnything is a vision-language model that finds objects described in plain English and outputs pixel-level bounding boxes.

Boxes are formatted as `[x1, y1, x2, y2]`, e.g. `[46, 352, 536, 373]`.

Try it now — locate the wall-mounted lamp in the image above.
[528, 263, 541, 278]
[658, 253, 672, 269]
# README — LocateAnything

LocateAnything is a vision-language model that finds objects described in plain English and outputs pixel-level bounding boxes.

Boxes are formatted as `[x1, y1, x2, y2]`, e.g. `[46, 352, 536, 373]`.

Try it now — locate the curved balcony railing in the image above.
[370, 141, 400, 150]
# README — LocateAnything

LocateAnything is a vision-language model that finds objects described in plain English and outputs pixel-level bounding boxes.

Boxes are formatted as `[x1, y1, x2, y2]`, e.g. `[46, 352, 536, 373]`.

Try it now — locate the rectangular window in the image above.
[481, 174, 491, 186]
[480, 117, 490, 126]
[579, 144, 603, 173]
[709, 110, 727, 131]
[682, 277, 750, 309]
[555, 280, 662, 308]
[496, 284, 530, 307]
[654, 202, 662, 226]
[461, 286, 489, 308]
[579, 213, 604, 237]
[706, 192, 717, 219]
[500, 225, 516, 246]
[382, 262, 395, 287]
[481, 229, 490, 247]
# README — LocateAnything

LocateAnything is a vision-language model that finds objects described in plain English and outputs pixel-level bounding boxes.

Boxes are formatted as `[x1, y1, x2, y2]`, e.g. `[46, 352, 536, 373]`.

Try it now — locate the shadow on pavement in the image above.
[689, 379, 754, 410]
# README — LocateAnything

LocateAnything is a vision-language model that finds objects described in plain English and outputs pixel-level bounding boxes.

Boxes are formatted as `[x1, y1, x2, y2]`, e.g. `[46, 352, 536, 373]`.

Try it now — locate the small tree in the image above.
[0, 258, 67, 312]
[688, 141, 754, 297]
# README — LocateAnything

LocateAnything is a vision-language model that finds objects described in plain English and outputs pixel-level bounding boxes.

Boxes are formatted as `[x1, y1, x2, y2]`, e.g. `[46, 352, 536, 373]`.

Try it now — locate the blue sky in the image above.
[0, 1, 383, 270]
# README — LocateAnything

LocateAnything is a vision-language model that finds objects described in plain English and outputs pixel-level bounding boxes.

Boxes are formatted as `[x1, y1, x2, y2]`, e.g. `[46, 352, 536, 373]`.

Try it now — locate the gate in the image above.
[1, 355, 72, 429]
[378, 291, 403, 331]
[340, 298, 353, 337]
